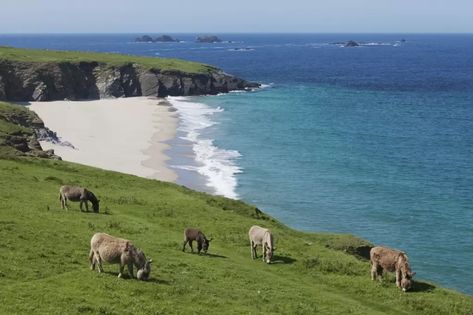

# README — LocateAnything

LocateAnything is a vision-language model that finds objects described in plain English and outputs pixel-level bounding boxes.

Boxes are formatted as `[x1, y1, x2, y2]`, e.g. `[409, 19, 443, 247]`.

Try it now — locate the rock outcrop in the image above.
[135, 35, 154, 42]
[155, 35, 179, 42]
[0, 60, 260, 102]
[344, 40, 360, 47]
[196, 36, 222, 43]
[135, 35, 180, 42]
[0, 102, 61, 159]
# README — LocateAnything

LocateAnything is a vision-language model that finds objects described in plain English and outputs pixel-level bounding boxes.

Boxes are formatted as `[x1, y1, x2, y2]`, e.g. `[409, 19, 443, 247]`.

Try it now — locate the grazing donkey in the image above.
[182, 228, 212, 254]
[249, 225, 275, 264]
[59, 185, 100, 212]
[370, 246, 416, 292]
[89, 233, 152, 280]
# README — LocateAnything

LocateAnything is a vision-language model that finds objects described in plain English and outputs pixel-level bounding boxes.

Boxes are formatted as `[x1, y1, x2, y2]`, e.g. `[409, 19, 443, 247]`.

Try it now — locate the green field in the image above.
[0, 102, 472, 314]
[0, 46, 217, 74]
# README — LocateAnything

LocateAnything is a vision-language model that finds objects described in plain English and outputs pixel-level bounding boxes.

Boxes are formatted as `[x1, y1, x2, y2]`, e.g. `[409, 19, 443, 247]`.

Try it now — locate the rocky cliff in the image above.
[0, 60, 259, 102]
[0, 101, 60, 159]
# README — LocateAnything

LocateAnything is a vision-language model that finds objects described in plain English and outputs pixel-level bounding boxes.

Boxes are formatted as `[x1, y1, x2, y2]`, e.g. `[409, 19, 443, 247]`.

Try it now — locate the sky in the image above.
[1, 0, 472, 33]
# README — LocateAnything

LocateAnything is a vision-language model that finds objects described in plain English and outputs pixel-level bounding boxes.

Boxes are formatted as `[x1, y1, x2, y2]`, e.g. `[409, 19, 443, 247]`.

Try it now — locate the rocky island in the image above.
[0, 46, 259, 102]
[135, 35, 180, 42]
[196, 35, 222, 43]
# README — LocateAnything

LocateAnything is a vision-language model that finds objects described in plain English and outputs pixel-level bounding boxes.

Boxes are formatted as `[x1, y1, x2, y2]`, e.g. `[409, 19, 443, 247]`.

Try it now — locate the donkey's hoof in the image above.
[118, 273, 123, 278]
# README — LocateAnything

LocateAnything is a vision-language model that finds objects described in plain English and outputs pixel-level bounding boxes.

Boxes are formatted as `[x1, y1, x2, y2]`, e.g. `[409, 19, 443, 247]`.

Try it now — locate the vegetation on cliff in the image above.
[0, 102, 58, 158]
[0, 46, 215, 74]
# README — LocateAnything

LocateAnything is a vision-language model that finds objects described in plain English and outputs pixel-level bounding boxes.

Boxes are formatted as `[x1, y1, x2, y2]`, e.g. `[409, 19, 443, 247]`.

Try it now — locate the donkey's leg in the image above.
[370, 263, 377, 281]
[118, 254, 127, 278]
[60, 194, 64, 209]
[95, 252, 104, 273]
[127, 263, 134, 278]
[64, 197, 69, 210]
[182, 240, 188, 252]
[189, 240, 194, 253]
[395, 269, 401, 288]
[253, 242, 258, 259]
[118, 264, 124, 278]
[89, 249, 95, 270]
[262, 244, 267, 262]
[84, 200, 89, 212]
[250, 241, 254, 259]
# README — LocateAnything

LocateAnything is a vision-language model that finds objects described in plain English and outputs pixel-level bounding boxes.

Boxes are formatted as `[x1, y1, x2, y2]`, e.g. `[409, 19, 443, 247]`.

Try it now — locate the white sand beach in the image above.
[28, 97, 178, 182]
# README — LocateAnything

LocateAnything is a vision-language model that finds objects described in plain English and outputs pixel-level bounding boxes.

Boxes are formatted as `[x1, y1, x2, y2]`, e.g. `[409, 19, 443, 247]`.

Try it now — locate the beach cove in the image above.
[29, 97, 178, 183]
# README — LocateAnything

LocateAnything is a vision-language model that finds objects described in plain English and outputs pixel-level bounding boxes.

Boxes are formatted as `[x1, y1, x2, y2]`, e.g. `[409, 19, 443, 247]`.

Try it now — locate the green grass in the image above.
[0, 46, 217, 74]
[0, 156, 472, 314]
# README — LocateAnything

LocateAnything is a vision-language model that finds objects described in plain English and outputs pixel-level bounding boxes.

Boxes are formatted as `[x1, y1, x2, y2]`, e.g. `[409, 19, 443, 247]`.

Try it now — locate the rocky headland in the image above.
[0, 47, 260, 102]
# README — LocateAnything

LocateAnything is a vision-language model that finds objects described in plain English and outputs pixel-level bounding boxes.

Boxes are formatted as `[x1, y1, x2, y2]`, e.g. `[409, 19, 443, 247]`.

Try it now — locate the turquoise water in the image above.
[199, 85, 473, 294]
[1, 34, 472, 294]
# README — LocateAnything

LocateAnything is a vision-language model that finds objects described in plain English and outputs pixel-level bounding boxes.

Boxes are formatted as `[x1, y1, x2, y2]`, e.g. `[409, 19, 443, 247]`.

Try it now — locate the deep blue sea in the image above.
[1, 33, 472, 294]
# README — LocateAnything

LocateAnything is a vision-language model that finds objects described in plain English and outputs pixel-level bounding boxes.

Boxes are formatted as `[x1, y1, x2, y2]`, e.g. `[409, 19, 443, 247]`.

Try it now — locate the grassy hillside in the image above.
[0, 155, 472, 315]
[0, 46, 217, 74]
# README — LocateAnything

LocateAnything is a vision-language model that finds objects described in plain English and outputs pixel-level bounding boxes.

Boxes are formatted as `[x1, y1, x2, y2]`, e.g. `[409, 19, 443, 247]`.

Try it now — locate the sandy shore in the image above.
[28, 97, 178, 182]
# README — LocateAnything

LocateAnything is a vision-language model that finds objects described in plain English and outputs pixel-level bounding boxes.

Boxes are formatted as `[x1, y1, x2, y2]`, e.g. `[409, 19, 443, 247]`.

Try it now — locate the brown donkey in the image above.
[59, 185, 100, 212]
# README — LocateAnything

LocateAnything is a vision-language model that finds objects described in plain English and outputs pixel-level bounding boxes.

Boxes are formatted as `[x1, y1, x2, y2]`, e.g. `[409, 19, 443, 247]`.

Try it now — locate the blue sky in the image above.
[1, 0, 472, 33]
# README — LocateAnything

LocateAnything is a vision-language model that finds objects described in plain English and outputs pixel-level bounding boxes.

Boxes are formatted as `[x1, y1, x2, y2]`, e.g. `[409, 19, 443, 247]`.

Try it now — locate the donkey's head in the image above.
[202, 237, 212, 254]
[134, 249, 152, 281]
[401, 270, 415, 292]
[265, 244, 274, 264]
[398, 254, 415, 292]
[137, 259, 152, 281]
[92, 199, 100, 213]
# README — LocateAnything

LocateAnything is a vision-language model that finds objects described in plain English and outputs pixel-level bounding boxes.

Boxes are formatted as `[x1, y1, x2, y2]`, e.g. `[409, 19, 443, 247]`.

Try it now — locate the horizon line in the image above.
[1, 32, 473, 35]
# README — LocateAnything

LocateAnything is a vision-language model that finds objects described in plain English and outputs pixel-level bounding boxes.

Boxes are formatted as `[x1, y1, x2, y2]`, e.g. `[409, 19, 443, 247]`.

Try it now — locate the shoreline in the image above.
[28, 97, 179, 183]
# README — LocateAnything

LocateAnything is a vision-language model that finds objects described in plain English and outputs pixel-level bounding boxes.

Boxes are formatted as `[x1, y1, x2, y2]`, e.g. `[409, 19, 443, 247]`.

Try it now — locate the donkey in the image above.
[249, 225, 275, 264]
[89, 233, 152, 280]
[182, 228, 212, 254]
[370, 246, 416, 292]
[59, 185, 100, 212]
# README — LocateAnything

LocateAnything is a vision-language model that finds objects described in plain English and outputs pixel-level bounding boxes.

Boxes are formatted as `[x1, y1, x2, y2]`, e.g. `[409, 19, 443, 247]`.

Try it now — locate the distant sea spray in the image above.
[168, 97, 242, 199]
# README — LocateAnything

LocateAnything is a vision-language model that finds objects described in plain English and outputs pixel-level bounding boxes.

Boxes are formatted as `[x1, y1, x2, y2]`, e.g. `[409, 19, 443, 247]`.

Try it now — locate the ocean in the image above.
[1, 33, 472, 294]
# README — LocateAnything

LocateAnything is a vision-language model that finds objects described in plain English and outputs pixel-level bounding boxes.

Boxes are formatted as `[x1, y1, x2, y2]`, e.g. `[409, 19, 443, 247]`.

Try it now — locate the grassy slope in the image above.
[0, 46, 217, 74]
[0, 157, 472, 315]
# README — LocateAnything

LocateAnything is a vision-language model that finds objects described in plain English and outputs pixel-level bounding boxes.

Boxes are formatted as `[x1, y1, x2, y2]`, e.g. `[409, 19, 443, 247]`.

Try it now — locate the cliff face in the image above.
[0, 60, 259, 102]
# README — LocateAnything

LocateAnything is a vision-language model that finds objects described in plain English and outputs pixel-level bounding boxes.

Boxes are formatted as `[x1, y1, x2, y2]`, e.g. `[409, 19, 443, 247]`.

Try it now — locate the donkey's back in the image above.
[59, 185, 86, 201]
[249, 225, 270, 244]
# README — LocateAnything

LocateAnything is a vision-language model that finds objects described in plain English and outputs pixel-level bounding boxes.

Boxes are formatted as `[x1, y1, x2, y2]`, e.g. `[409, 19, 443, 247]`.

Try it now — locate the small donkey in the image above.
[182, 228, 212, 254]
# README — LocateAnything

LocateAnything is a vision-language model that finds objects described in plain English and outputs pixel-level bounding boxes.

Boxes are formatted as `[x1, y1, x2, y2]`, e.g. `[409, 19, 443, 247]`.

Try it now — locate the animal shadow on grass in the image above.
[148, 278, 172, 285]
[271, 255, 297, 265]
[102, 271, 169, 284]
[411, 281, 436, 293]
[204, 253, 227, 259]
[182, 251, 227, 259]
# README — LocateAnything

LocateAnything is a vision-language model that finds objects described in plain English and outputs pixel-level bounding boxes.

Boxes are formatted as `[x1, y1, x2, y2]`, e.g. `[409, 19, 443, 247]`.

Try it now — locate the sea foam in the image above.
[168, 97, 242, 199]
